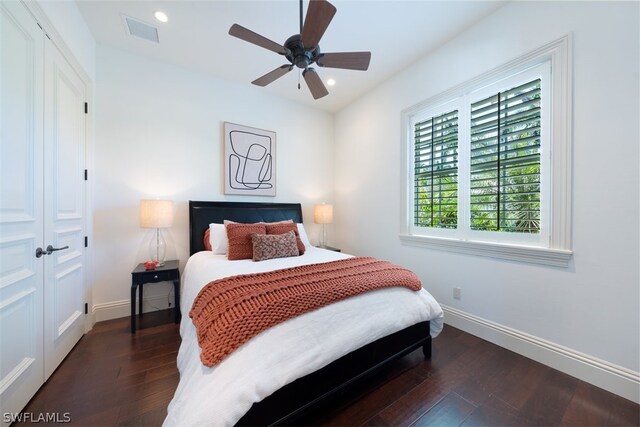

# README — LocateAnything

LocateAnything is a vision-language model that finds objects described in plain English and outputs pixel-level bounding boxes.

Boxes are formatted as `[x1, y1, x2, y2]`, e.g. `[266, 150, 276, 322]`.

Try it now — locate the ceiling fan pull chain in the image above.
[298, 69, 301, 90]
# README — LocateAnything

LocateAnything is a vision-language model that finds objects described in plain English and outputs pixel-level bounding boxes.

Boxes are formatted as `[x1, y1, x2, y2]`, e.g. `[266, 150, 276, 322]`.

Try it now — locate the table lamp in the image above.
[140, 199, 174, 266]
[314, 203, 333, 248]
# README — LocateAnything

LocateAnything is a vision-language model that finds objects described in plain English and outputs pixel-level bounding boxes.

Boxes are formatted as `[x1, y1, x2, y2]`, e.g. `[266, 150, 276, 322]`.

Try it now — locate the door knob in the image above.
[36, 245, 69, 257]
[46, 245, 69, 254]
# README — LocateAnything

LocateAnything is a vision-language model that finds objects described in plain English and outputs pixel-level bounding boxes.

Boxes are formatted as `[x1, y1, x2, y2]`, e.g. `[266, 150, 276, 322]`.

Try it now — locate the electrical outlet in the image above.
[453, 287, 461, 300]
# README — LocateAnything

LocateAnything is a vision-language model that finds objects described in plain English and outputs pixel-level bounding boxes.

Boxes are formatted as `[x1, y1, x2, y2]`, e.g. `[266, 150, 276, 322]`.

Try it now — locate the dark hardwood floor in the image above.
[17, 310, 639, 426]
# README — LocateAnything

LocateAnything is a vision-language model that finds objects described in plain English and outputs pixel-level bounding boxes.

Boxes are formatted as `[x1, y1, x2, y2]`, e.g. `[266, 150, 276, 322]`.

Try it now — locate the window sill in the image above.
[399, 234, 572, 268]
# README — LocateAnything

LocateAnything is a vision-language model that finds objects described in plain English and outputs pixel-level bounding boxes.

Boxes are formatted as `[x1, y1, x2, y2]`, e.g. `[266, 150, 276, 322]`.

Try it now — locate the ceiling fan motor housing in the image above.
[284, 34, 320, 69]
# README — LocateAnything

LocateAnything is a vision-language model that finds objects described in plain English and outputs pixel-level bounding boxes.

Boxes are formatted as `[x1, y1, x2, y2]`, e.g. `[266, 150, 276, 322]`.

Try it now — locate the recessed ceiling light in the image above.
[327, 78, 336, 86]
[154, 11, 168, 23]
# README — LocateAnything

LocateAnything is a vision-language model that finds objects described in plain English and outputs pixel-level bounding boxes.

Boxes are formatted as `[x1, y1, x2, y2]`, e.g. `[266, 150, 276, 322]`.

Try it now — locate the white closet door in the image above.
[0, 1, 45, 420]
[43, 37, 86, 379]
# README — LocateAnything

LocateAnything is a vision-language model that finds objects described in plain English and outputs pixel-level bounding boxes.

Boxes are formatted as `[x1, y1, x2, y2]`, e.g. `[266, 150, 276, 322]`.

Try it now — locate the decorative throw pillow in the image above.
[225, 219, 292, 226]
[251, 231, 300, 262]
[215, 220, 291, 254]
[266, 223, 306, 255]
[203, 228, 212, 251]
[260, 219, 293, 225]
[226, 223, 267, 260]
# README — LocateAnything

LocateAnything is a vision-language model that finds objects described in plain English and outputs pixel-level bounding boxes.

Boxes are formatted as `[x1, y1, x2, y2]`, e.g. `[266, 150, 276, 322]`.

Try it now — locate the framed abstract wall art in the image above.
[224, 122, 276, 197]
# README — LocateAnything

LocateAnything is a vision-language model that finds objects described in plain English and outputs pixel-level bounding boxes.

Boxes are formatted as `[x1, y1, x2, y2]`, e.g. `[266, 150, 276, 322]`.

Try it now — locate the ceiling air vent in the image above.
[123, 15, 159, 43]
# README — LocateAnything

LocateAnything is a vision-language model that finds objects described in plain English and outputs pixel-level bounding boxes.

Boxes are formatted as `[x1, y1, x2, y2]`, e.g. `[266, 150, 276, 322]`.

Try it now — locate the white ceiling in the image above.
[77, 0, 506, 112]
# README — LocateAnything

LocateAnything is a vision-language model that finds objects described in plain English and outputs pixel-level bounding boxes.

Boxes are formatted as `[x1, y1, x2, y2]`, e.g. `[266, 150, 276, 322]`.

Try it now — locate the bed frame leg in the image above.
[422, 336, 432, 359]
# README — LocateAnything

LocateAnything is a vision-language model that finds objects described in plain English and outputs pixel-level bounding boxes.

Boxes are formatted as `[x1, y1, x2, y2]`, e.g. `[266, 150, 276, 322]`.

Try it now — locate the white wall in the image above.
[93, 45, 334, 319]
[334, 0, 639, 398]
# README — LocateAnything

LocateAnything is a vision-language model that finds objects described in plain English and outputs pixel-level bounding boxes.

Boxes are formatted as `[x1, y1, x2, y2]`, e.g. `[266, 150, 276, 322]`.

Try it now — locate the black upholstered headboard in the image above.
[189, 201, 303, 255]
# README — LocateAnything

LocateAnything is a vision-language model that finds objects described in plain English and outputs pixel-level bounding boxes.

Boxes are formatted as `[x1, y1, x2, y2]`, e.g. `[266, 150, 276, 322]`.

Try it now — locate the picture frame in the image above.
[224, 122, 276, 197]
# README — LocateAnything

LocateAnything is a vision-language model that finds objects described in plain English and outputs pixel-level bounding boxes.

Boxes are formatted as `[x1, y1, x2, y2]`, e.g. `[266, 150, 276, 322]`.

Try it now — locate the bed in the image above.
[164, 201, 443, 426]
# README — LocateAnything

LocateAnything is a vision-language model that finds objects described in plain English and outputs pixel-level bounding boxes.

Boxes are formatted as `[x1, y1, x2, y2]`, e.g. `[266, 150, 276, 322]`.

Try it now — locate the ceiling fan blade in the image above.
[303, 67, 329, 99]
[301, 0, 337, 49]
[229, 24, 288, 55]
[252, 65, 293, 87]
[317, 52, 371, 71]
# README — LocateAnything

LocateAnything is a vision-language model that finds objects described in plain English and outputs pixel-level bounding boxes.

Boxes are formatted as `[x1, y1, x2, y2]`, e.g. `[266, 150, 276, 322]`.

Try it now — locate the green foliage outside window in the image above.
[414, 79, 542, 234]
[414, 110, 458, 229]
[470, 79, 541, 234]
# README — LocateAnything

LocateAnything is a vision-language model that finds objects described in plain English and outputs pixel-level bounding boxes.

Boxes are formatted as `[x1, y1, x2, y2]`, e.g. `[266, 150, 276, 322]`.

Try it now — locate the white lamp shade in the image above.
[140, 199, 174, 228]
[314, 203, 333, 224]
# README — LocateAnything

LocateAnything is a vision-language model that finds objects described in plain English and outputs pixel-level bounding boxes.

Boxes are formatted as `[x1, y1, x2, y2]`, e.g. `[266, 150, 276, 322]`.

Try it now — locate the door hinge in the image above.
[84, 303, 88, 314]
[84, 102, 88, 114]
[84, 169, 88, 181]
[84, 236, 88, 248]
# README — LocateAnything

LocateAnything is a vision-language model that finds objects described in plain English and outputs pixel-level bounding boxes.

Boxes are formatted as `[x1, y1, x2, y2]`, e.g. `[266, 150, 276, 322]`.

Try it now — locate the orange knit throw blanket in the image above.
[190, 257, 423, 367]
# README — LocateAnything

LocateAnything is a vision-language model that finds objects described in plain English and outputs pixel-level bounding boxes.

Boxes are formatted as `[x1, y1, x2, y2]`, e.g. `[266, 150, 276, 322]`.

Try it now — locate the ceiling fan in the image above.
[228, 0, 371, 100]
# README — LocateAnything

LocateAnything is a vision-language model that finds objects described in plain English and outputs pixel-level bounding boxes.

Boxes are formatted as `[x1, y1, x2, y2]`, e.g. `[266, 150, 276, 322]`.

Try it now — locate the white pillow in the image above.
[297, 223, 312, 248]
[209, 223, 228, 255]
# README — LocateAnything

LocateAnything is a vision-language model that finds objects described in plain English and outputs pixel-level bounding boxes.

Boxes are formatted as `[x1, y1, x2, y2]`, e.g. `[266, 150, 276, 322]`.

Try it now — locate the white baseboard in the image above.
[441, 304, 640, 404]
[92, 295, 172, 323]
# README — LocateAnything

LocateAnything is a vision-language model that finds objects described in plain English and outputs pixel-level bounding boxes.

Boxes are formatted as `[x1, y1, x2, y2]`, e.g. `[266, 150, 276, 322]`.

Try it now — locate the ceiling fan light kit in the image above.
[228, 0, 371, 100]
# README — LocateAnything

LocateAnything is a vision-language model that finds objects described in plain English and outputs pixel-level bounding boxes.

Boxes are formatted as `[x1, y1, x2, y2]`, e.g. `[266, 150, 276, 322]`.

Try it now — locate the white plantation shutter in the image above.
[402, 43, 572, 266]
[469, 79, 542, 233]
[414, 110, 459, 229]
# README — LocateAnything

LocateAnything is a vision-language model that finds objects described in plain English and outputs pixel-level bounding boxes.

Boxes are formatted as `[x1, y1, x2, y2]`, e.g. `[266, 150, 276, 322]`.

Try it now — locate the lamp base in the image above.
[318, 224, 328, 248]
[149, 228, 167, 266]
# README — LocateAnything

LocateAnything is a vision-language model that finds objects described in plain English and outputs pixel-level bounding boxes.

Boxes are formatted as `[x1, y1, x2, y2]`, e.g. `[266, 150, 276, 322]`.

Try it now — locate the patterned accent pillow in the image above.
[224, 219, 293, 226]
[251, 231, 300, 262]
[266, 223, 306, 255]
[226, 223, 267, 260]
[260, 220, 294, 225]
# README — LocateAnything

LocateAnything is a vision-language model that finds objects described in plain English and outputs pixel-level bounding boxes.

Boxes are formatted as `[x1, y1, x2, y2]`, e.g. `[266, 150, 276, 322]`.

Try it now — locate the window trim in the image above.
[400, 35, 573, 267]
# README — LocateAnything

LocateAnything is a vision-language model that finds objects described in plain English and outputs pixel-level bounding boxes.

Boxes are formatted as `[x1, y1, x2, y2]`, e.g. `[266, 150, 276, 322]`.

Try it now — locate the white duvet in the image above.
[164, 247, 443, 427]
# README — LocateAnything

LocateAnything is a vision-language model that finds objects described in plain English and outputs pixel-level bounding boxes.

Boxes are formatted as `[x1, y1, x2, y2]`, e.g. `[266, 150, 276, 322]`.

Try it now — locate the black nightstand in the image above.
[318, 245, 341, 252]
[131, 260, 181, 333]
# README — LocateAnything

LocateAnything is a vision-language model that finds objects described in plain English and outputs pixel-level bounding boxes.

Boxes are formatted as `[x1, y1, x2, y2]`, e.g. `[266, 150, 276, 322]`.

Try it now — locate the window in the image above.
[413, 109, 459, 229]
[469, 78, 543, 235]
[401, 36, 573, 267]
